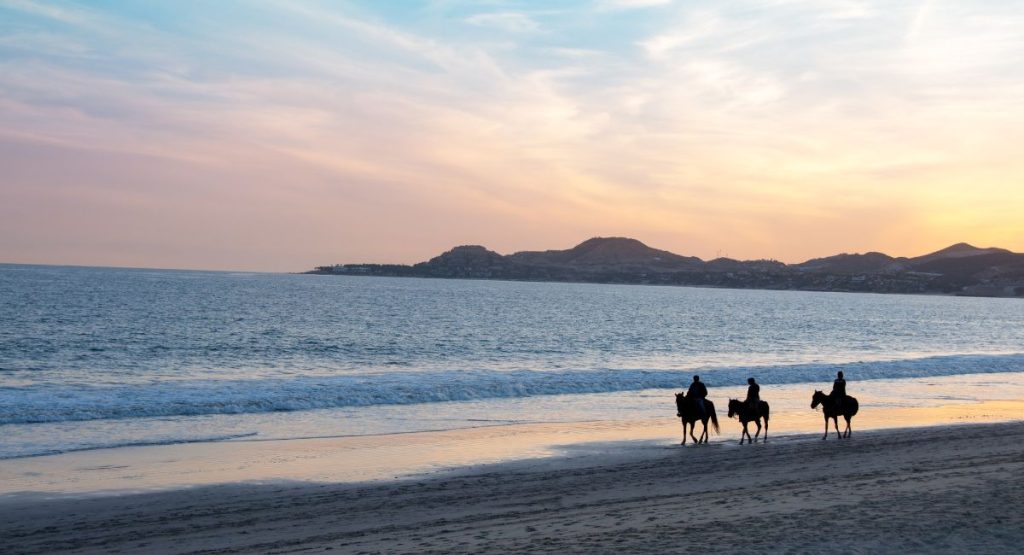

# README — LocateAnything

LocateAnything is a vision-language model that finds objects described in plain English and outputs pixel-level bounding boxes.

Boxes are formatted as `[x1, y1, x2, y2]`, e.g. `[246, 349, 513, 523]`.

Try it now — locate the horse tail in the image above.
[848, 396, 859, 417]
[761, 401, 770, 423]
[709, 404, 720, 435]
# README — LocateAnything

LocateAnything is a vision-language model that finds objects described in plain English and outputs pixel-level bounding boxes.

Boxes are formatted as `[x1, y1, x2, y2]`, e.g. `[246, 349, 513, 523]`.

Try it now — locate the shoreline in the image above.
[2, 389, 1024, 499]
[2, 391, 1023, 499]
[5, 369, 1024, 463]
[2, 420, 1022, 554]
[305, 270, 987, 298]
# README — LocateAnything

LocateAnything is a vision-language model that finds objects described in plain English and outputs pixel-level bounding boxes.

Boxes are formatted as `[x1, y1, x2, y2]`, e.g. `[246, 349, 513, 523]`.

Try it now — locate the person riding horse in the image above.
[675, 381, 719, 445]
[812, 372, 859, 439]
[831, 371, 847, 410]
[687, 375, 708, 418]
[728, 379, 771, 445]
[745, 377, 760, 416]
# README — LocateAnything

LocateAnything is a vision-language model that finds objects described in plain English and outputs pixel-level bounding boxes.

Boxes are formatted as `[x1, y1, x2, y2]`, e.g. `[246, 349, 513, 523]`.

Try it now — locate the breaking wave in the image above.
[2, 353, 1022, 425]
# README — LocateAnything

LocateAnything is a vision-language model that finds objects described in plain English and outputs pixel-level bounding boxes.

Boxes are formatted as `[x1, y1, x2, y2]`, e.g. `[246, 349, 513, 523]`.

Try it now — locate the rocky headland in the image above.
[309, 237, 1024, 297]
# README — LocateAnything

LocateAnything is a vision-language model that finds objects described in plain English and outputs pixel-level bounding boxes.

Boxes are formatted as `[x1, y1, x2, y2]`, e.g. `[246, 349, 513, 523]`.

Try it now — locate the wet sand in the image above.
[3, 390, 1022, 497]
[2, 420, 1022, 554]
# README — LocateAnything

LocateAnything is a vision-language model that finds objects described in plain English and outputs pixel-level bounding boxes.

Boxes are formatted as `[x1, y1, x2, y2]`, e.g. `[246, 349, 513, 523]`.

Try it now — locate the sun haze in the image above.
[2, 0, 1023, 271]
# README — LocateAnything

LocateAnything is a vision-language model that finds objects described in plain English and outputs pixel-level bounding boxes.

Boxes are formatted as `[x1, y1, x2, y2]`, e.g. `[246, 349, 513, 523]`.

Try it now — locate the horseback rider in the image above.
[831, 371, 847, 410]
[687, 375, 708, 418]
[745, 377, 760, 415]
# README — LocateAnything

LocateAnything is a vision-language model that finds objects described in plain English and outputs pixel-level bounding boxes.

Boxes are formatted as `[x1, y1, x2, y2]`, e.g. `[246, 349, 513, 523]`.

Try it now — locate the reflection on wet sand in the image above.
[1, 393, 1022, 497]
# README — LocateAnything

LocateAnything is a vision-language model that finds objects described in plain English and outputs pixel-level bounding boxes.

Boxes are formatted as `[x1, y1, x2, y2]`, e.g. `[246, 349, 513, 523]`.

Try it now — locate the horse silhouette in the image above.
[727, 399, 770, 445]
[811, 390, 859, 440]
[674, 392, 719, 445]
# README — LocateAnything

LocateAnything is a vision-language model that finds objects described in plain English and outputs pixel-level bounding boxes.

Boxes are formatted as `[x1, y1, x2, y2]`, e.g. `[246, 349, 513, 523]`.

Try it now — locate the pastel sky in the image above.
[2, 0, 1023, 271]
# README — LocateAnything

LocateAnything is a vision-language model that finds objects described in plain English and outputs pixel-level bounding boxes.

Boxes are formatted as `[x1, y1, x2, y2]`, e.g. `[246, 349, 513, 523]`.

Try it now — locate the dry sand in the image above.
[2, 421, 1022, 554]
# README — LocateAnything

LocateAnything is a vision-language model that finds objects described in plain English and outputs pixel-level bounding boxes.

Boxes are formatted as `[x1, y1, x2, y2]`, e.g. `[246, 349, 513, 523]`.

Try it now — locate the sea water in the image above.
[1, 264, 1022, 459]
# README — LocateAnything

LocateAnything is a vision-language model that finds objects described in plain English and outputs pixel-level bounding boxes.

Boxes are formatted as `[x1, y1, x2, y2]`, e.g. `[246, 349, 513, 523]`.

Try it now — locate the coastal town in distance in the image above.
[312, 237, 1024, 297]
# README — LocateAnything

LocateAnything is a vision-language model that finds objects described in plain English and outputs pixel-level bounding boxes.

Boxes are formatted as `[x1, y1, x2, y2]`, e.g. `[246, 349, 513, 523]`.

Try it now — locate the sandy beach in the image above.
[2, 420, 1022, 554]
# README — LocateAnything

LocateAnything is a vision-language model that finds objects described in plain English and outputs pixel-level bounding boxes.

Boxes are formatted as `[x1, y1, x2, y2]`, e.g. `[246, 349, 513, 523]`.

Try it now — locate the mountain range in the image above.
[310, 237, 1024, 297]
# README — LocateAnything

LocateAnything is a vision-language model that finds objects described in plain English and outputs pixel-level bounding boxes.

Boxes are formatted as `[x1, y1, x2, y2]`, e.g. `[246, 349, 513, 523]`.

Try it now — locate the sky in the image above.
[2, 0, 1023, 271]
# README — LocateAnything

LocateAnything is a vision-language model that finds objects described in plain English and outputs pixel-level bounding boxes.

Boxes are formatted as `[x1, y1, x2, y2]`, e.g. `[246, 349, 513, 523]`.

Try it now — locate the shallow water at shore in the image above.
[2, 372, 1022, 498]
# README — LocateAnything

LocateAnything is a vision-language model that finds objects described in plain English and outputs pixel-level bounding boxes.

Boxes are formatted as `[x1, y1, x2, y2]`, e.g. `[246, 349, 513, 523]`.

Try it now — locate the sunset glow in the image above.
[2, 0, 1023, 270]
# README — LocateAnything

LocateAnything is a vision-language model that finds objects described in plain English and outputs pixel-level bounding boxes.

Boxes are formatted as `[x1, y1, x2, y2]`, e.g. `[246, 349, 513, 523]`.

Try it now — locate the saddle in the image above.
[830, 393, 848, 409]
[676, 395, 704, 418]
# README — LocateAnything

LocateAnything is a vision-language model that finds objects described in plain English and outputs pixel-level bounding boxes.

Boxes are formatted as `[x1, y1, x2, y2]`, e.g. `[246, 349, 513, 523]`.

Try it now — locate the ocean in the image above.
[1, 263, 1022, 460]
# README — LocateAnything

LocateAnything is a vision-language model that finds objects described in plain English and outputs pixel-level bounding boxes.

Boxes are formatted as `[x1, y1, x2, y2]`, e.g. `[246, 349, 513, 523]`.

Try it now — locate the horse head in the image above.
[675, 392, 686, 413]
[811, 390, 824, 409]
[727, 398, 739, 418]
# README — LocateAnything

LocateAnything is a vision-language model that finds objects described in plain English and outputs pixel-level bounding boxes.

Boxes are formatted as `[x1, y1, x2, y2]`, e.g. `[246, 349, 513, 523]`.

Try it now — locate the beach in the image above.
[2, 420, 1023, 554]
[3, 268, 1024, 553]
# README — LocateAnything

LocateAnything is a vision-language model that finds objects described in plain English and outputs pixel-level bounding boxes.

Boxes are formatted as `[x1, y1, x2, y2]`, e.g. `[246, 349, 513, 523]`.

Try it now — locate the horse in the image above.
[811, 390, 859, 440]
[727, 399, 770, 445]
[674, 392, 719, 445]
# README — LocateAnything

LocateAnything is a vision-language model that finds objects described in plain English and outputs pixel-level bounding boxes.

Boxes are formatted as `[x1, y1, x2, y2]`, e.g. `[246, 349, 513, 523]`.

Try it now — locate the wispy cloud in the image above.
[2, 0, 1024, 270]
[465, 12, 541, 33]
[599, 0, 674, 10]
[1, 0, 93, 26]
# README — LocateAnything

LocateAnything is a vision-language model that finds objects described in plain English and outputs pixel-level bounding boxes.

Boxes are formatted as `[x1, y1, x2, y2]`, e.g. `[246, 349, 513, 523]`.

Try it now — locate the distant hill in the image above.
[912, 251, 1024, 281]
[908, 242, 1011, 265]
[508, 237, 703, 270]
[796, 252, 907, 275]
[421, 245, 508, 270]
[310, 237, 1024, 297]
[411, 245, 518, 279]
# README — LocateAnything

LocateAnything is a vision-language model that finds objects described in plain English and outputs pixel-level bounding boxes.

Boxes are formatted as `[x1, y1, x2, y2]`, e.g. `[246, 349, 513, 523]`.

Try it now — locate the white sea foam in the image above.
[2, 353, 1022, 425]
[0, 432, 259, 460]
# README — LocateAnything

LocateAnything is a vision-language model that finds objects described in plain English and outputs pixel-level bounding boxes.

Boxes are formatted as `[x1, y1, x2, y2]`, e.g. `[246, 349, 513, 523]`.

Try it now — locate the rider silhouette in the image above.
[687, 375, 708, 418]
[745, 377, 760, 414]
[831, 371, 847, 410]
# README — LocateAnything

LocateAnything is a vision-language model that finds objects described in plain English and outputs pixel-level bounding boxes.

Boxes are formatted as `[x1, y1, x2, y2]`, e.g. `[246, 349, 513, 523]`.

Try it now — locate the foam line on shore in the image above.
[0, 432, 259, 461]
[1, 352, 1022, 424]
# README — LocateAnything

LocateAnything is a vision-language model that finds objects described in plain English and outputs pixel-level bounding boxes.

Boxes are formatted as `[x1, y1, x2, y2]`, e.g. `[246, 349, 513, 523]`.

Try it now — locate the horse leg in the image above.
[844, 416, 852, 438]
[763, 417, 768, 443]
[754, 419, 762, 443]
[822, 416, 829, 440]
[690, 421, 699, 444]
[833, 417, 842, 440]
[680, 420, 687, 445]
